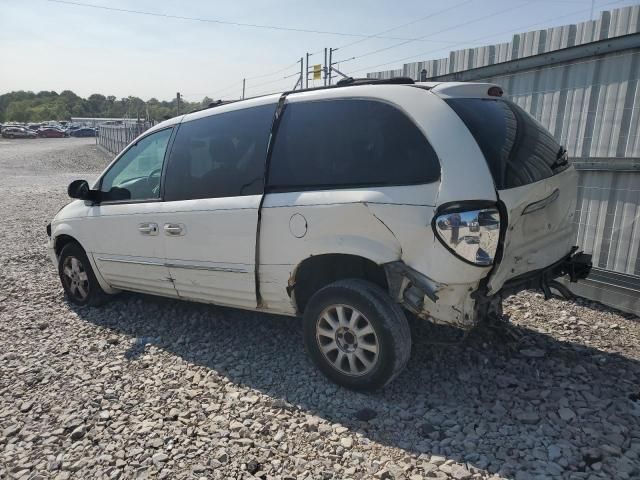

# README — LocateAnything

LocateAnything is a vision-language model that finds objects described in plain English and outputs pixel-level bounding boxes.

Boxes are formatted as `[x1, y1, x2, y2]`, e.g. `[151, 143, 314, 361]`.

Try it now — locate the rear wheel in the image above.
[303, 279, 411, 391]
[58, 242, 109, 306]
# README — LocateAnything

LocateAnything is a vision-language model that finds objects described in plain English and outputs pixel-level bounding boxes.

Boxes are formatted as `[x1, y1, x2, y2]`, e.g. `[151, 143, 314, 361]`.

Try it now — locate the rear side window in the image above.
[445, 98, 568, 190]
[164, 104, 276, 201]
[267, 99, 440, 190]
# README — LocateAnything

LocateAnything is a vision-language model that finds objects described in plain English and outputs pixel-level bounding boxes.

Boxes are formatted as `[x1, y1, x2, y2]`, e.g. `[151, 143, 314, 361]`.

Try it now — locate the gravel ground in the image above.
[1, 138, 639, 480]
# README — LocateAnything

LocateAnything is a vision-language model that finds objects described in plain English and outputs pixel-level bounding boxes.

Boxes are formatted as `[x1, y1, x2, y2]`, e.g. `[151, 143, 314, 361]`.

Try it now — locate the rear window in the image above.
[445, 98, 568, 190]
[267, 99, 440, 191]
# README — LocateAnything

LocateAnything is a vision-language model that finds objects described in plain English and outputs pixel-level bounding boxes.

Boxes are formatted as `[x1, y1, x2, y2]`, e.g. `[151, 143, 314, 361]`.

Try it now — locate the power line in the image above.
[202, 67, 299, 100]
[347, 0, 626, 75]
[207, 81, 244, 99]
[337, 1, 531, 66]
[246, 74, 300, 96]
[249, 71, 300, 89]
[200, 60, 300, 99]
[42, 0, 476, 42]
[192, 0, 627, 98]
[335, 0, 475, 52]
[245, 61, 300, 80]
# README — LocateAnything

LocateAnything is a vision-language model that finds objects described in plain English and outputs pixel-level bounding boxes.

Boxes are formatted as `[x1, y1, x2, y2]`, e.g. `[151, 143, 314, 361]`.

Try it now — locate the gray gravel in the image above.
[1, 138, 639, 479]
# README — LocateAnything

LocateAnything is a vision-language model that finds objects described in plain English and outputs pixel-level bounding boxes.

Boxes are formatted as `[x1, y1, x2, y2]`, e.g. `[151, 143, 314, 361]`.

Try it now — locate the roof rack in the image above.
[335, 76, 415, 86]
[271, 76, 416, 97]
[188, 99, 241, 114]
[207, 99, 240, 108]
[188, 76, 417, 112]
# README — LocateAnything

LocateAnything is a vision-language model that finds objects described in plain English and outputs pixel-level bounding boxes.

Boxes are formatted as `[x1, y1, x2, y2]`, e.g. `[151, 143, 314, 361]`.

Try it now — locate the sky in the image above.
[1, 0, 638, 102]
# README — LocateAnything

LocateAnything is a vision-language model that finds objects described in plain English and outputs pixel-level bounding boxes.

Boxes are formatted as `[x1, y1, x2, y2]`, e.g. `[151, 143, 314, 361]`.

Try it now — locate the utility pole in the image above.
[328, 48, 335, 86]
[305, 52, 310, 88]
[297, 57, 303, 90]
[324, 48, 328, 86]
[242, 78, 246, 99]
[176, 92, 181, 115]
[326, 48, 350, 83]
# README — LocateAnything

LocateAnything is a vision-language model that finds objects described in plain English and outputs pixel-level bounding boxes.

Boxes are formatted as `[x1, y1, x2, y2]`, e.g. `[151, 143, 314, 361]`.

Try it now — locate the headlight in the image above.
[433, 205, 500, 266]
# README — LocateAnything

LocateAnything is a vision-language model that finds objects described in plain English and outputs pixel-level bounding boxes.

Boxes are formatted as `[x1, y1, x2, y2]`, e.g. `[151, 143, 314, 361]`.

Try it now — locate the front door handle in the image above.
[138, 223, 158, 235]
[164, 223, 185, 236]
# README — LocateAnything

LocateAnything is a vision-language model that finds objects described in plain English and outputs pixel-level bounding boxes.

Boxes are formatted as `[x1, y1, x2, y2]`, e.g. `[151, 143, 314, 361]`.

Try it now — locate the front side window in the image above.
[267, 98, 440, 190]
[164, 104, 276, 201]
[100, 128, 172, 202]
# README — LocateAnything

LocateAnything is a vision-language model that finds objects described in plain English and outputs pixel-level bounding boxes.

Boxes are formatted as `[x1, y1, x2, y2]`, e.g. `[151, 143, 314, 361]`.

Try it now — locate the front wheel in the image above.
[58, 242, 109, 306]
[303, 279, 411, 391]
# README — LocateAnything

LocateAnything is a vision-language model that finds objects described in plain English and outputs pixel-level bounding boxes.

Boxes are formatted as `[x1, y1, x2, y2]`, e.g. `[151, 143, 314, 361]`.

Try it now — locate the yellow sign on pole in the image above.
[313, 64, 322, 80]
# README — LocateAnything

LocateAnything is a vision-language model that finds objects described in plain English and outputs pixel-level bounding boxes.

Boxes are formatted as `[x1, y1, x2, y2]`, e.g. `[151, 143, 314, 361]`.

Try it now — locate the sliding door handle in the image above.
[164, 223, 185, 236]
[138, 223, 158, 235]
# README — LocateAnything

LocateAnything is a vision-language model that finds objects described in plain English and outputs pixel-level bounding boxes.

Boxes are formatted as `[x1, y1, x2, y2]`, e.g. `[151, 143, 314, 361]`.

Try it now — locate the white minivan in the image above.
[48, 78, 591, 390]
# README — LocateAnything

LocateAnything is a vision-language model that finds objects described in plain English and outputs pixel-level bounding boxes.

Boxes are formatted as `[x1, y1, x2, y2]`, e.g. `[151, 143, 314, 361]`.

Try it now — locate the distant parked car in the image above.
[70, 127, 96, 137]
[2, 127, 37, 139]
[38, 127, 67, 138]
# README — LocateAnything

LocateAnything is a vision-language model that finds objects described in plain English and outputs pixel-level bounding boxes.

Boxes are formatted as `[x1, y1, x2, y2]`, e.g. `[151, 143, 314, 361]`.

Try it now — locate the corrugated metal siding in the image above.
[367, 5, 640, 313]
[366, 68, 402, 79]
[367, 6, 640, 78]
[482, 49, 640, 158]
[575, 171, 640, 275]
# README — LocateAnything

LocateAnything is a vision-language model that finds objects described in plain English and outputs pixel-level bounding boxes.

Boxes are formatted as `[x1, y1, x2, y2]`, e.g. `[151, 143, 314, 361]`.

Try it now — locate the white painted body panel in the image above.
[49, 200, 118, 295]
[259, 187, 418, 314]
[488, 166, 579, 294]
[162, 195, 259, 308]
[86, 202, 178, 298]
[257, 86, 498, 323]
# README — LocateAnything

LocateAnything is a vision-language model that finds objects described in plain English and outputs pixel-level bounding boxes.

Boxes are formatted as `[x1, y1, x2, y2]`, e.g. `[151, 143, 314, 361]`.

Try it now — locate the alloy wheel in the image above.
[315, 304, 379, 376]
[62, 256, 90, 302]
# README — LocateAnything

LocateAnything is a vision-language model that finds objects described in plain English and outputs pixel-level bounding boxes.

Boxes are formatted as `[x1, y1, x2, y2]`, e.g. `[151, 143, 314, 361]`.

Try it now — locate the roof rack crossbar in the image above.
[336, 76, 415, 86]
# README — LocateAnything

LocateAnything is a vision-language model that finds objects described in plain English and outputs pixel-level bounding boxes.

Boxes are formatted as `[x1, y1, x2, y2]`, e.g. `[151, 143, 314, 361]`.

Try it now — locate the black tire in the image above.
[303, 279, 411, 391]
[58, 242, 110, 307]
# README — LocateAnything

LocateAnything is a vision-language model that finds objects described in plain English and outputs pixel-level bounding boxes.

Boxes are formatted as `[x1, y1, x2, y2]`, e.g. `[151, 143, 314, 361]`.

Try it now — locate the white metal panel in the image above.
[83, 202, 178, 297]
[162, 195, 261, 308]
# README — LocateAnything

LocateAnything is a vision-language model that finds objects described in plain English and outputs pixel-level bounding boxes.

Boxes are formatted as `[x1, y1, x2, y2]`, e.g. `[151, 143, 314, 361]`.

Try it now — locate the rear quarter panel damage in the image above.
[257, 183, 490, 326]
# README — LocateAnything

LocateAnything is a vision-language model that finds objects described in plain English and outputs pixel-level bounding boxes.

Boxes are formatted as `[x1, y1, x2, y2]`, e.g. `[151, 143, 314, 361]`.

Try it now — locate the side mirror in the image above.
[68, 179, 92, 200]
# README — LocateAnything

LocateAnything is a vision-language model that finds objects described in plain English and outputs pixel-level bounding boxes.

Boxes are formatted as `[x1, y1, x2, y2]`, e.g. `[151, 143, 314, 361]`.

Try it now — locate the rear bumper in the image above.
[499, 246, 592, 300]
[385, 248, 592, 329]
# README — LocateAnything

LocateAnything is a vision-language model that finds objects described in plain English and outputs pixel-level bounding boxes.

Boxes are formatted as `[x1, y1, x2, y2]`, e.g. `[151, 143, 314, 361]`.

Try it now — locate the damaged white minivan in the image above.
[47, 78, 591, 390]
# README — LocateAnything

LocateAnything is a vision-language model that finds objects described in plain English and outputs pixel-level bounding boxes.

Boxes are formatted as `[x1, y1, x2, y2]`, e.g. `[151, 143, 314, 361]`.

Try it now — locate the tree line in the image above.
[0, 90, 214, 123]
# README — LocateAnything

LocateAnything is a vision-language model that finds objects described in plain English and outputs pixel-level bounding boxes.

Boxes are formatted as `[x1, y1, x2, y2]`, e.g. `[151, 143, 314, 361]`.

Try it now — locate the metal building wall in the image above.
[368, 6, 640, 314]
[369, 6, 640, 80]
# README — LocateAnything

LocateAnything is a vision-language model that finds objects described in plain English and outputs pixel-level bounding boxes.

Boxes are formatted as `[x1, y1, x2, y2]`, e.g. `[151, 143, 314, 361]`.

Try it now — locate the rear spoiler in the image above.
[422, 82, 504, 99]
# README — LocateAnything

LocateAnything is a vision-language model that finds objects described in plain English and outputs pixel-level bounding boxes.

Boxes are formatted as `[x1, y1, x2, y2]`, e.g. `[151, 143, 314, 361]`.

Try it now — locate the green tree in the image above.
[0, 89, 206, 123]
